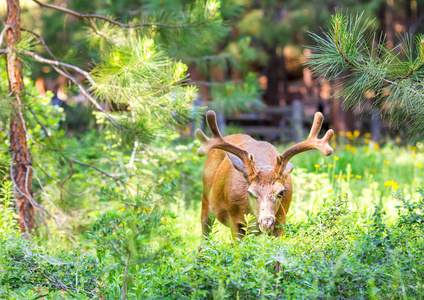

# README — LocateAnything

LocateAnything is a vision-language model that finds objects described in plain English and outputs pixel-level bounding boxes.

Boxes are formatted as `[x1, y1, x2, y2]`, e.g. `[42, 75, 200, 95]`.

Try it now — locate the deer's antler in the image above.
[196, 110, 259, 177]
[273, 112, 334, 176]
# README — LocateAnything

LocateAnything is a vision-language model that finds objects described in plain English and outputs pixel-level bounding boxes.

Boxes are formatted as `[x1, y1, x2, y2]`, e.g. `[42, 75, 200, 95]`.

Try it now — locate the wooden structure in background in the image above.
[225, 100, 305, 142]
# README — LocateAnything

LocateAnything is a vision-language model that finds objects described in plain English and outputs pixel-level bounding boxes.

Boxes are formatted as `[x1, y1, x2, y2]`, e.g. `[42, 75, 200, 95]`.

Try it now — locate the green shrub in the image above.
[0, 182, 100, 299]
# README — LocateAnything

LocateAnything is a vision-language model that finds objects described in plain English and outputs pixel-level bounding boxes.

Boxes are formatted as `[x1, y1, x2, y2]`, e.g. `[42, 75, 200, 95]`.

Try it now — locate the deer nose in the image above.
[259, 216, 275, 232]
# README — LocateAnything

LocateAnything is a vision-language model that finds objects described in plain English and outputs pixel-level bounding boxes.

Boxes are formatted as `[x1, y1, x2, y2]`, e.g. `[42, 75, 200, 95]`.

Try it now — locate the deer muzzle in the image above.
[258, 215, 275, 232]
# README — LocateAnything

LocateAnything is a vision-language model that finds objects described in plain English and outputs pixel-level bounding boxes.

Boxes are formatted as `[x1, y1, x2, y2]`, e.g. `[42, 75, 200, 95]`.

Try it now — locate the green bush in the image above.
[0, 182, 100, 299]
[96, 192, 423, 299]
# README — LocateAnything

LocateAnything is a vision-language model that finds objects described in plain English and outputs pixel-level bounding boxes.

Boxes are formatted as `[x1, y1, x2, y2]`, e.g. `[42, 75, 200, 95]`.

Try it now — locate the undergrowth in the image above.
[0, 134, 423, 299]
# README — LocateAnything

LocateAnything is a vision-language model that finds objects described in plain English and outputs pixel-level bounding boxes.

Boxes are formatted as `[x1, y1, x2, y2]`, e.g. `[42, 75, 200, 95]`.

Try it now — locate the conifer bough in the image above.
[307, 12, 424, 140]
[2, 0, 225, 238]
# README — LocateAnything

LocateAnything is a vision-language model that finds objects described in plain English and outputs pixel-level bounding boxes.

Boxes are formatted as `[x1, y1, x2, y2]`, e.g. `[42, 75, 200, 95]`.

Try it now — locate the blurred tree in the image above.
[233, 0, 385, 132]
[0, 0, 234, 234]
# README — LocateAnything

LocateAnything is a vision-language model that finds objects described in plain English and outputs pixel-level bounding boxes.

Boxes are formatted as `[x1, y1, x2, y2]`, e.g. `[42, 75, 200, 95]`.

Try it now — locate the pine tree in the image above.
[307, 12, 424, 140]
[0, 0, 229, 233]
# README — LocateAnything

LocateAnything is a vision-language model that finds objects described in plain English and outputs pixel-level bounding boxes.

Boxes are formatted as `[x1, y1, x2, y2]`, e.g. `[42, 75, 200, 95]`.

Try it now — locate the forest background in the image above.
[0, 0, 423, 299]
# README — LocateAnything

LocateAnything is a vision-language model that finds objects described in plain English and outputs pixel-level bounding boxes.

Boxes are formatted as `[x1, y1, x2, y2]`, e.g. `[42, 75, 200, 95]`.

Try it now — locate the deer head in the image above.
[196, 110, 334, 233]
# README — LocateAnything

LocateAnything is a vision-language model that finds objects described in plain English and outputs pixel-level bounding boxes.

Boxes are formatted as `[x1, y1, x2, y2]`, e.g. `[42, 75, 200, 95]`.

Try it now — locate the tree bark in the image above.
[264, 47, 280, 106]
[6, 0, 34, 233]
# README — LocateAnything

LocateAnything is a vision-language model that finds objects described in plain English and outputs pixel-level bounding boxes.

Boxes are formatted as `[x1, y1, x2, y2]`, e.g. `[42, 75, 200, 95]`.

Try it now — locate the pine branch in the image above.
[0, 25, 11, 49]
[33, 160, 82, 199]
[331, 29, 424, 99]
[27, 106, 124, 183]
[186, 53, 232, 61]
[307, 12, 424, 139]
[50, 65, 138, 135]
[33, 0, 213, 29]
[189, 80, 241, 86]
[21, 27, 57, 60]
[18, 30, 145, 136]
[66, 157, 123, 183]
[21, 50, 96, 86]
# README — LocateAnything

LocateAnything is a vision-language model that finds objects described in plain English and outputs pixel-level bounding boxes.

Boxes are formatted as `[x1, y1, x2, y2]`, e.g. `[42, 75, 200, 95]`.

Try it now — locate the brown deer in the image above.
[196, 110, 334, 239]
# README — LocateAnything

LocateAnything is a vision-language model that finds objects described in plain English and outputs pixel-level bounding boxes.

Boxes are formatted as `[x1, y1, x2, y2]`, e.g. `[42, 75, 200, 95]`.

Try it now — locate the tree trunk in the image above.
[264, 47, 280, 106]
[6, 0, 34, 233]
[280, 53, 288, 94]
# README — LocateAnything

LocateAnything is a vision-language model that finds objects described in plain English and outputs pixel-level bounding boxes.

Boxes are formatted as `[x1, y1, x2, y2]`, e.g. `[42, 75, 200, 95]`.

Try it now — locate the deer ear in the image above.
[285, 161, 294, 174]
[226, 153, 248, 177]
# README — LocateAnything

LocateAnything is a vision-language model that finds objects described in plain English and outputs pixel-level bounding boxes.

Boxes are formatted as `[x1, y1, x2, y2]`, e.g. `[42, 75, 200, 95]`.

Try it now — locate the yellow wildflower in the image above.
[119, 208, 125, 212]
[327, 190, 332, 193]
[334, 156, 339, 161]
[364, 133, 371, 138]
[340, 175, 346, 179]
[385, 180, 399, 190]
[346, 131, 353, 139]
[418, 163, 423, 168]
[364, 138, 370, 144]
[393, 182, 399, 191]
[161, 218, 168, 223]
[370, 174, 374, 178]
[314, 164, 320, 168]
[412, 146, 417, 152]
[143, 207, 151, 214]
[374, 144, 380, 151]
[383, 161, 389, 165]
[349, 174, 354, 178]
[372, 168, 377, 173]
[353, 130, 360, 137]
[328, 164, 333, 168]
[339, 131, 345, 136]
[334, 175, 339, 178]
[395, 137, 401, 143]
[355, 175, 362, 179]
[136, 210, 141, 213]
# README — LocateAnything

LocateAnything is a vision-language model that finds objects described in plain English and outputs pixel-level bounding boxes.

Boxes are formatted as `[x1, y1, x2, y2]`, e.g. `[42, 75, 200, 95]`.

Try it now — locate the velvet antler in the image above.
[196, 110, 259, 177]
[273, 112, 334, 176]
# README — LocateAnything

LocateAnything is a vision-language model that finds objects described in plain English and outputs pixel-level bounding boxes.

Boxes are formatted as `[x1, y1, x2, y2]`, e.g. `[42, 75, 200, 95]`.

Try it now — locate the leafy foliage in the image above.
[0, 182, 99, 299]
[211, 72, 263, 115]
[395, 188, 424, 230]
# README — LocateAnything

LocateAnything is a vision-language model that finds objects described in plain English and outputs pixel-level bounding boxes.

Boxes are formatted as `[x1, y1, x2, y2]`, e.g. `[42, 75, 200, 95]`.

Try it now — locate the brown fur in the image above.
[197, 111, 333, 240]
[201, 134, 293, 239]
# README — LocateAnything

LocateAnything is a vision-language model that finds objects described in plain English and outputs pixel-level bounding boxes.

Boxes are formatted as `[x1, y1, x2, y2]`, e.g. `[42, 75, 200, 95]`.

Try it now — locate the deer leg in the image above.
[229, 218, 247, 240]
[201, 194, 214, 238]
[272, 215, 285, 238]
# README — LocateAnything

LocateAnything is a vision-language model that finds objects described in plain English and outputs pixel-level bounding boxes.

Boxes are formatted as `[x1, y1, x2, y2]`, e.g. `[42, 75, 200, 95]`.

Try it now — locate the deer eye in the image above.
[276, 190, 286, 198]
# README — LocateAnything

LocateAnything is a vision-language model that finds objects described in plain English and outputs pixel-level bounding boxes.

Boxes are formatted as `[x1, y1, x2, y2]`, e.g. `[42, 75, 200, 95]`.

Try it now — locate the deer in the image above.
[196, 110, 334, 239]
